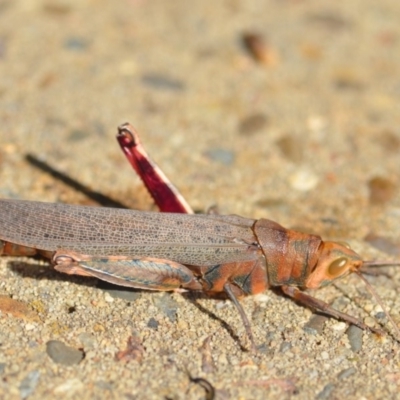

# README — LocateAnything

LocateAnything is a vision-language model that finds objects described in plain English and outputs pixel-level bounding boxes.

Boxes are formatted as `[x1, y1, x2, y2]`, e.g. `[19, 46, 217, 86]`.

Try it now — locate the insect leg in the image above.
[116, 123, 193, 214]
[224, 283, 257, 352]
[281, 285, 384, 335]
[53, 251, 202, 291]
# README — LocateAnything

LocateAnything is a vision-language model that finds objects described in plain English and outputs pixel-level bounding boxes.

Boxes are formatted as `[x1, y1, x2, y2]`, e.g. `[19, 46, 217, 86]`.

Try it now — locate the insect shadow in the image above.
[7, 260, 98, 288]
[25, 154, 127, 209]
[183, 291, 249, 352]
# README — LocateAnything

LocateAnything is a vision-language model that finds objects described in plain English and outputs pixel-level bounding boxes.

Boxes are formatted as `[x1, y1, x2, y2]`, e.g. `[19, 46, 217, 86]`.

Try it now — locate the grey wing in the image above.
[0, 199, 260, 266]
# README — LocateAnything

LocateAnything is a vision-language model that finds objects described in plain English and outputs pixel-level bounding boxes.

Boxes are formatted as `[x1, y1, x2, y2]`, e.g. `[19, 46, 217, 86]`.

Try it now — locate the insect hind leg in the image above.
[53, 250, 202, 291]
[116, 123, 193, 214]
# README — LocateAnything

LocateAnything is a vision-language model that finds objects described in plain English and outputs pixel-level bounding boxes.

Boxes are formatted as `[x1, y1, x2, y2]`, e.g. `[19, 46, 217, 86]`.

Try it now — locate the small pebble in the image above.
[25, 323, 36, 331]
[332, 68, 364, 90]
[255, 343, 269, 354]
[53, 379, 84, 394]
[347, 325, 363, 352]
[337, 367, 357, 380]
[204, 148, 235, 165]
[276, 135, 304, 163]
[375, 312, 386, 320]
[46, 340, 84, 366]
[153, 293, 179, 322]
[141, 74, 185, 91]
[78, 333, 96, 349]
[321, 351, 329, 360]
[279, 341, 292, 353]
[374, 305, 384, 314]
[238, 113, 268, 135]
[177, 319, 189, 330]
[331, 322, 347, 331]
[288, 169, 318, 191]
[95, 381, 113, 391]
[364, 303, 374, 313]
[147, 317, 159, 329]
[306, 11, 350, 31]
[378, 131, 400, 153]
[43, 3, 72, 15]
[242, 32, 279, 66]
[253, 293, 270, 303]
[255, 197, 288, 212]
[368, 176, 396, 205]
[364, 316, 376, 328]
[67, 129, 89, 142]
[104, 292, 114, 303]
[307, 116, 328, 140]
[19, 370, 40, 399]
[300, 43, 323, 61]
[316, 383, 335, 400]
[304, 315, 329, 334]
[64, 37, 89, 51]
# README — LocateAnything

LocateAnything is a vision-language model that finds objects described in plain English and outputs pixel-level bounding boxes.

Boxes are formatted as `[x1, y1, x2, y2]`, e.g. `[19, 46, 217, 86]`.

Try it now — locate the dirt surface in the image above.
[1, 1, 400, 399]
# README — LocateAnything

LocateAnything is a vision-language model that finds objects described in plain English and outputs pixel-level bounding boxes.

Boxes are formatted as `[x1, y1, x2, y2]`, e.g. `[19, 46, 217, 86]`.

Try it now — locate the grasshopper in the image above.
[0, 123, 398, 350]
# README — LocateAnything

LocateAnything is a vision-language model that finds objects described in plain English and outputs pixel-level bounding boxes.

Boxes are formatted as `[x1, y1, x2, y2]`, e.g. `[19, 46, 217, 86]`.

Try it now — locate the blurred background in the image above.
[1, 1, 400, 399]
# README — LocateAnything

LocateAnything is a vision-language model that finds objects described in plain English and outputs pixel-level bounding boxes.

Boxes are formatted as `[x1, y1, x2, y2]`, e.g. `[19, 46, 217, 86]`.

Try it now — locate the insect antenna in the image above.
[362, 260, 400, 268]
[354, 268, 400, 339]
[361, 260, 400, 278]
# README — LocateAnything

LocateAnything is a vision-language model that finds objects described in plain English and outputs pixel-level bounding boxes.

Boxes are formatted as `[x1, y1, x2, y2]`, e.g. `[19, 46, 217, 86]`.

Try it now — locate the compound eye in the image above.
[328, 257, 348, 276]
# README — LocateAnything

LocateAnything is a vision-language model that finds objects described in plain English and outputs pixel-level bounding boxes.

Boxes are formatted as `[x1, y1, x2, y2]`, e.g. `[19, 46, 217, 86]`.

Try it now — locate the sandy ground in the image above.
[1, 0, 400, 399]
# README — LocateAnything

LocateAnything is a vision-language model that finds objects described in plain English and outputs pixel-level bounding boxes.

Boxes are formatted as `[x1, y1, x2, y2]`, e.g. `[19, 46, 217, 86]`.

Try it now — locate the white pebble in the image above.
[25, 323, 36, 331]
[321, 351, 329, 360]
[374, 305, 384, 313]
[104, 293, 114, 303]
[54, 379, 83, 394]
[364, 317, 376, 327]
[288, 169, 319, 192]
[364, 303, 373, 313]
[331, 322, 347, 331]
[253, 294, 270, 303]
